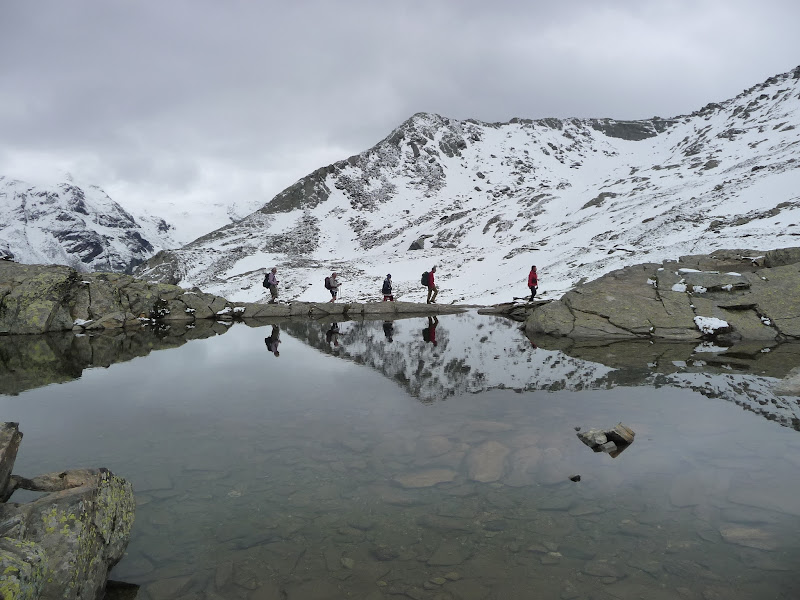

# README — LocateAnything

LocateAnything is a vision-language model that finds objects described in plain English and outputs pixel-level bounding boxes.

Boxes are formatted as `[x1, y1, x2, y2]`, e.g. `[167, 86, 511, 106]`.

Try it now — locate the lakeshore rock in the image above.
[526, 247, 800, 341]
[0, 422, 135, 600]
[0, 261, 464, 335]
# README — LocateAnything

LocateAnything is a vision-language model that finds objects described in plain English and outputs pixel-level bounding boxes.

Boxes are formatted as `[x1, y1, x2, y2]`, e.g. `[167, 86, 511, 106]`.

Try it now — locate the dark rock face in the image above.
[588, 118, 677, 141]
[526, 247, 800, 341]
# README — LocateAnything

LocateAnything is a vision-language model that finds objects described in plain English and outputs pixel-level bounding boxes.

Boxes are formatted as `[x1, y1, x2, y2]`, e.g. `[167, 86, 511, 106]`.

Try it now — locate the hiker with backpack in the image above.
[528, 265, 538, 301]
[264, 267, 279, 303]
[423, 265, 438, 304]
[325, 272, 341, 302]
[382, 274, 394, 301]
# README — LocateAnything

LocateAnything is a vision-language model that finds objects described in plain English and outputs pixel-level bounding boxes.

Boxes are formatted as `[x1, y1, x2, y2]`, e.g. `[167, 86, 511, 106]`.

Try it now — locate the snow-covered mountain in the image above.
[0, 176, 175, 273]
[138, 65, 800, 304]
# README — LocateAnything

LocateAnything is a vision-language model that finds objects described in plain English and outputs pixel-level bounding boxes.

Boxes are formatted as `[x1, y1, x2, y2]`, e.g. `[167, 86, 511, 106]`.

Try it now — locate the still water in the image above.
[2, 312, 800, 599]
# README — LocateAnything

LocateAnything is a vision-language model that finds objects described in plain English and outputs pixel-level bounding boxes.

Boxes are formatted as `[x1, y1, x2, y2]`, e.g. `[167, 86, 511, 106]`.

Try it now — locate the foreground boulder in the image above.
[526, 247, 800, 341]
[0, 422, 134, 599]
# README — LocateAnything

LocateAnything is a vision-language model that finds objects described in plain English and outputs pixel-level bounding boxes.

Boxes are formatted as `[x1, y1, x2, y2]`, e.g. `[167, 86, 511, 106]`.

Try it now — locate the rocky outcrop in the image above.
[0, 423, 134, 599]
[0, 262, 463, 335]
[526, 248, 800, 341]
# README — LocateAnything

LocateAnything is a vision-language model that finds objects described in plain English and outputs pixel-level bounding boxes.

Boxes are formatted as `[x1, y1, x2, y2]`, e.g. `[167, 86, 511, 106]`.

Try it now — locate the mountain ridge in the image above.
[135, 64, 800, 305]
[0, 176, 175, 273]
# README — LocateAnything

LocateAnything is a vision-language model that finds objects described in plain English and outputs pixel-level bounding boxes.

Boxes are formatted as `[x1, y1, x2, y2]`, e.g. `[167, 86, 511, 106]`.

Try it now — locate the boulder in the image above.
[0, 423, 135, 600]
[526, 248, 800, 341]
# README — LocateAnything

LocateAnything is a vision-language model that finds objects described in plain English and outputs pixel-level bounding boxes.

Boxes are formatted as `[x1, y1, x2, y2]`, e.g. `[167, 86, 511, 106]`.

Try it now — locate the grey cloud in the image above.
[1, 0, 799, 218]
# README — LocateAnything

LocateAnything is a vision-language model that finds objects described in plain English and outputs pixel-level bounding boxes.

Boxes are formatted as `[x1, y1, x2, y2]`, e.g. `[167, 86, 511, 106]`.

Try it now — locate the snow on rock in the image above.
[694, 316, 730, 335]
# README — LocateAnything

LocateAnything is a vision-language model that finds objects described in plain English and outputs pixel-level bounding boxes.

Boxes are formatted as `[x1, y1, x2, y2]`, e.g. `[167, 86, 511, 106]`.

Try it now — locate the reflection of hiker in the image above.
[264, 325, 281, 357]
[325, 272, 341, 302]
[425, 266, 438, 304]
[422, 315, 438, 347]
[266, 267, 279, 303]
[382, 274, 394, 301]
[528, 266, 538, 301]
[325, 322, 340, 347]
[383, 320, 394, 342]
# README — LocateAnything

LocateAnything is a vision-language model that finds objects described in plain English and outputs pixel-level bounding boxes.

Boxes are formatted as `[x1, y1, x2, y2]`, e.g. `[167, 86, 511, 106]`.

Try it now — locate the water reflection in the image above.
[280, 313, 800, 428]
[2, 314, 800, 599]
[264, 325, 281, 357]
[0, 319, 229, 396]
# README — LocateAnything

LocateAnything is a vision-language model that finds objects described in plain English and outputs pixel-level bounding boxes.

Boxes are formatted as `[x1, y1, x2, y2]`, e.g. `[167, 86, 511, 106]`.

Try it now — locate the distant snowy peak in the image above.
[137, 65, 800, 305]
[0, 176, 175, 273]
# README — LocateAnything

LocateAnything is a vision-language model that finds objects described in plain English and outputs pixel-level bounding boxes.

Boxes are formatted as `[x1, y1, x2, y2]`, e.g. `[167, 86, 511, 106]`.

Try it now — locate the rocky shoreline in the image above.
[0, 262, 464, 335]
[524, 247, 800, 342]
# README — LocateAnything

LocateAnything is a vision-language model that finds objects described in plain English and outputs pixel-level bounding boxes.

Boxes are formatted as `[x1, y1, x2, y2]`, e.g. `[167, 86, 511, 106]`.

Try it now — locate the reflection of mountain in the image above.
[282, 312, 800, 430]
[0, 321, 229, 395]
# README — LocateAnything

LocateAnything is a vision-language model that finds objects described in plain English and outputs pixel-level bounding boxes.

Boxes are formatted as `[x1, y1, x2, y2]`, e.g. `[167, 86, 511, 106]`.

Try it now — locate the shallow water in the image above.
[2, 312, 800, 599]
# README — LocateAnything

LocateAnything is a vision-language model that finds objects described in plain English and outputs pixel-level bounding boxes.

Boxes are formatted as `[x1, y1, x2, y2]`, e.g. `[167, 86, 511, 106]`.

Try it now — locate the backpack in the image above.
[421, 271, 429, 287]
[422, 327, 431, 342]
[324, 276, 332, 290]
[382, 278, 391, 294]
[262, 274, 270, 288]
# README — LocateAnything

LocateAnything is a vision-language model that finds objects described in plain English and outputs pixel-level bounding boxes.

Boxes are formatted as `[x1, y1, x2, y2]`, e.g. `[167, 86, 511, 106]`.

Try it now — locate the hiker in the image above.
[382, 274, 394, 301]
[426, 266, 438, 304]
[422, 315, 438, 347]
[528, 265, 538, 301]
[383, 320, 394, 342]
[266, 267, 279, 303]
[326, 272, 341, 302]
[326, 322, 340, 347]
[264, 325, 281, 357]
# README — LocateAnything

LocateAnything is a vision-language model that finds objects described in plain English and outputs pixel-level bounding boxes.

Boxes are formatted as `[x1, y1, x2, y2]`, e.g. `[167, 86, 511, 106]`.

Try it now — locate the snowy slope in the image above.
[138, 66, 800, 304]
[0, 176, 175, 273]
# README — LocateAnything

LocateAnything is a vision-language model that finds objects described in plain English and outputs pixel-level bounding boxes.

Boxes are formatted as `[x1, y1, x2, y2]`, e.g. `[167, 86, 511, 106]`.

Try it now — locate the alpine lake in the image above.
[2, 311, 799, 600]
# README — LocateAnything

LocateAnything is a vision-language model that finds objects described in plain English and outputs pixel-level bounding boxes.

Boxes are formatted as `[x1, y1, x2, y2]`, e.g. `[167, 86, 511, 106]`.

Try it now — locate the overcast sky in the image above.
[2, 0, 799, 240]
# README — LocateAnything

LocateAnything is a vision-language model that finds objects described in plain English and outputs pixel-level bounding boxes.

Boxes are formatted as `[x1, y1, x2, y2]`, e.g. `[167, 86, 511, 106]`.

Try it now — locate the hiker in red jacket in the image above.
[528, 266, 538, 301]
[426, 266, 438, 304]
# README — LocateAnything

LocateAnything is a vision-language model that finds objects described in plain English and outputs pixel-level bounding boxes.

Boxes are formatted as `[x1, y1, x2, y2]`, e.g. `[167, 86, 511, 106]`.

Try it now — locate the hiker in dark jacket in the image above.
[426, 266, 438, 304]
[382, 274, 394, 301]
[528, 266, 538, 301]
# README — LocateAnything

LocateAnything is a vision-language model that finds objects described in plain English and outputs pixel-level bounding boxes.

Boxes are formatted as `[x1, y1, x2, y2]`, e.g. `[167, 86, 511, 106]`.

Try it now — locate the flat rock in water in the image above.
[503, 446, 542, 487]
[466, 440, 510, 482]
[719, 525, 779, 550]
[415, 435, 453, 458]
[393, 468, 457, 488]
[427, 541, 473, 566]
